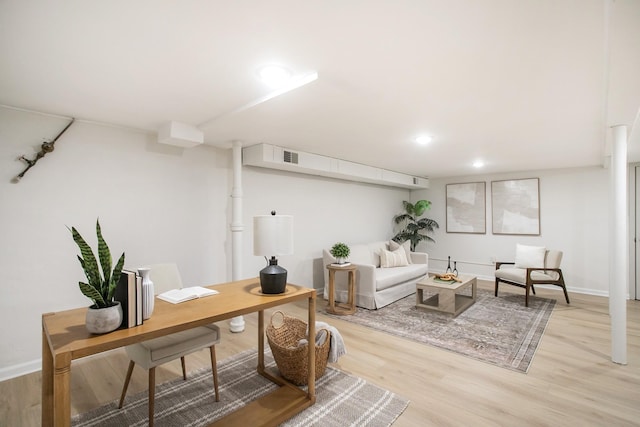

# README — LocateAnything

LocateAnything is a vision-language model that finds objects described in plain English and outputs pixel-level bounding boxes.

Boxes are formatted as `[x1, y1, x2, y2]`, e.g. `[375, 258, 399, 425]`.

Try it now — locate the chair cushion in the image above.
[514, 244, 546, 268]
[380, 247, 409, 268]
[545, 250, 563, 269]
[496, 267, 558, 284]
[126, 324, 220, 369]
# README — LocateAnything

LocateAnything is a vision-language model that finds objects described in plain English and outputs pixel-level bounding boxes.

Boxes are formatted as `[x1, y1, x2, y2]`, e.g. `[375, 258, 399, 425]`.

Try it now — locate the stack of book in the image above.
[114, 269, 144, 329]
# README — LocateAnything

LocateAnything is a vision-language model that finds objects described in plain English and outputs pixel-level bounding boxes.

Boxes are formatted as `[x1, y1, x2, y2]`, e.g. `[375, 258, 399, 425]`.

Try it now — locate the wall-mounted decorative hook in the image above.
[12, 118, 75, 183]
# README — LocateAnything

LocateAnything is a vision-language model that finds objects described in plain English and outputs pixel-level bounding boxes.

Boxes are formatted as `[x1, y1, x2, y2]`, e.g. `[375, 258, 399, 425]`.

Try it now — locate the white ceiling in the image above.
[1, 0, 639, 178]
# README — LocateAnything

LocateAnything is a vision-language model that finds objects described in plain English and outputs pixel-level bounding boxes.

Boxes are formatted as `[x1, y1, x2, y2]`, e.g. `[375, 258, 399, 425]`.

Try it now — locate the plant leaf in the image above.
[71, 226, 101, 288]
[79, 282, 106, 307]
[413, 200, 431, 216]
[107, 252, 126, 302]
[402, 201, 414, 215]
[96, 220, 113, 298]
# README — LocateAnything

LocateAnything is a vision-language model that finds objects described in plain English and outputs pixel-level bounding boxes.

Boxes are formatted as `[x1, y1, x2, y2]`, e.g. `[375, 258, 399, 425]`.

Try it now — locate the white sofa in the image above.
[322, 241, 429, 309]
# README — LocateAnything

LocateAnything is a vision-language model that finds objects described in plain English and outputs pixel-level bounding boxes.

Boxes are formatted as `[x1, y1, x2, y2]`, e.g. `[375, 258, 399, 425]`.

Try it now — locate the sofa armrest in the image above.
[355, 263, 376, 294]
[410, 252, 428, 265]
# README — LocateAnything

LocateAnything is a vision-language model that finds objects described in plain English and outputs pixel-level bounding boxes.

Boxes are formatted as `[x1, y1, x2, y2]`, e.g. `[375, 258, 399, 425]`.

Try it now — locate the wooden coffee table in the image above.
[416, 274, 477, 317]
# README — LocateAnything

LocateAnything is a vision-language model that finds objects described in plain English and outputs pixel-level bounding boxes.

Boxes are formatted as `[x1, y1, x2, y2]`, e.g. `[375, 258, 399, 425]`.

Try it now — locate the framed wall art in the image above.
[491, 178, 540, 235]
[446, 182, 486, 234]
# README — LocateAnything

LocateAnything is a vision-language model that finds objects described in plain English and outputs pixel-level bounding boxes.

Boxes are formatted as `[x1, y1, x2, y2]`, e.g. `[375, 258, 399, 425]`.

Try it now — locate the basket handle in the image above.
[316, 328, 331, 345]
[269, 310, 286, 328]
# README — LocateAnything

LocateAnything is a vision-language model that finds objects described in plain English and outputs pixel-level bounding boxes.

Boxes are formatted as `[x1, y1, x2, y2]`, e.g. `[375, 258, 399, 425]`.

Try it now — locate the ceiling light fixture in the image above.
[258, 64, 293, 88]
[415, 135, 432, 145]
[198, 67, 318, 128]
[473, 160, 485, 168]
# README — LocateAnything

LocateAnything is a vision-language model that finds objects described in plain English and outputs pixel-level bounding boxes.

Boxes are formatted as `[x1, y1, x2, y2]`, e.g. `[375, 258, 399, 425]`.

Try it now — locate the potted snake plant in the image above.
[70, 219, 126, 334]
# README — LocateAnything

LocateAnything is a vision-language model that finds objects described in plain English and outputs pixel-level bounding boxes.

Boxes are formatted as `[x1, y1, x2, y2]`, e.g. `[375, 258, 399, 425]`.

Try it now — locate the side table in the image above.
[326, 264, 357, 315]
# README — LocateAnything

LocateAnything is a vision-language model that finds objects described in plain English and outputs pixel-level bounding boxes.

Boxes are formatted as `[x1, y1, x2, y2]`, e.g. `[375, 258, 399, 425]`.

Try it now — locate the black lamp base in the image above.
[259, 256, 287, 294]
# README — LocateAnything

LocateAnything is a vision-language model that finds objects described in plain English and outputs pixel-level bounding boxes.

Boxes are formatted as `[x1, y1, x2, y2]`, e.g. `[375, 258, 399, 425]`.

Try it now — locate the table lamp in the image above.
[253, 211, 293, 294]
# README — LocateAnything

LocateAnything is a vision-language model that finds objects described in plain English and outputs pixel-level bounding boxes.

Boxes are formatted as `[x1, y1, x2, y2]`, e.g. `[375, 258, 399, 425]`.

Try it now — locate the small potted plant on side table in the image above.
[330, 242, 351, 265]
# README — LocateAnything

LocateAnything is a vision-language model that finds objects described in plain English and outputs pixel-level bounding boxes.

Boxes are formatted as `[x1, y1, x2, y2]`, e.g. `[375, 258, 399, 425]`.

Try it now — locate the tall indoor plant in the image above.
[70, 219, 126, 333]
[392, 200, 439, 251]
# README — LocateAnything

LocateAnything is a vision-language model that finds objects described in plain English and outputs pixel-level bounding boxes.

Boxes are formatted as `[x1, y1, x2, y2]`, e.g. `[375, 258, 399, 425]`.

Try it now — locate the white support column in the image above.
[229, 141, 245, 333]
[610, 124, 628, 364]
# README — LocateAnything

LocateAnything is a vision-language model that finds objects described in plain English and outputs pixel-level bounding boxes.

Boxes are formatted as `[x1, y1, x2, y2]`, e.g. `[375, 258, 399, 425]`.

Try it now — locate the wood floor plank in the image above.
[2, 281, 639, 426]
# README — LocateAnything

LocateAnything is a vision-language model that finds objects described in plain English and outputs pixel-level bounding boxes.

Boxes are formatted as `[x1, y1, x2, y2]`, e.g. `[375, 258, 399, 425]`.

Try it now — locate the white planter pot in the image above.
[85, 301, 123, 334]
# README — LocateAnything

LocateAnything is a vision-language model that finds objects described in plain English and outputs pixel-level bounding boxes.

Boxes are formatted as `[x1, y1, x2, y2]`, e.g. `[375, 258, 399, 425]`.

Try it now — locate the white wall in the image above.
[240, 166, 410, 289]
[412, 167, 610, 296]
[0, 107, 410, 379]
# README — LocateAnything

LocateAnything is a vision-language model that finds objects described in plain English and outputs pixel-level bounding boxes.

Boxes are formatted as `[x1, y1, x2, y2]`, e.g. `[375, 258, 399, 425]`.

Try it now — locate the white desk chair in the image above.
[118, 263, 220, 427]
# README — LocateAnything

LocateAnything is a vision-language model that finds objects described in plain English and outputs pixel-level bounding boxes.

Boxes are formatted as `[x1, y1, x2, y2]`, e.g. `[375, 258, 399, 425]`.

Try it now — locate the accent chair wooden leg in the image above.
[118, 360, 135, 409]
[560, 278, 570, 304]
[494, 279, 499, 297]
[181, 356, 187, 380]
[525, 285, 530, 307]
[149, 367, 156, 427]
[210, 345, 220, 402]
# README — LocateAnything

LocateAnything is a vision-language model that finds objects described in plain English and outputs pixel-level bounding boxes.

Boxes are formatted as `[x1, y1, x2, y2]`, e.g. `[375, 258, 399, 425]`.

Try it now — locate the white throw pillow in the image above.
[388, 240, 412, 264]
[380, 247, 409, 268]
[514, 244, 546, 268]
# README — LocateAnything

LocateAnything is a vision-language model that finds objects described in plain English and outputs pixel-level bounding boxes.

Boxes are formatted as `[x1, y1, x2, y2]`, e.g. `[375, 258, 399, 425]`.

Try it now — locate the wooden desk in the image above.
[326, 264, 357, 315]
[42, 278, 316, 427]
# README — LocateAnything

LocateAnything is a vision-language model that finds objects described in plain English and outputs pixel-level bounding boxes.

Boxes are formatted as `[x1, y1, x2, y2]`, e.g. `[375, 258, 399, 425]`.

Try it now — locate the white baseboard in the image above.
[0, 358, 41, 382]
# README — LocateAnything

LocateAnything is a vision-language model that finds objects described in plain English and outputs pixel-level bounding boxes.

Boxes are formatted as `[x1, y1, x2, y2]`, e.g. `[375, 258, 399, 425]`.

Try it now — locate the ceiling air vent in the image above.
[283, 150, 299, 164]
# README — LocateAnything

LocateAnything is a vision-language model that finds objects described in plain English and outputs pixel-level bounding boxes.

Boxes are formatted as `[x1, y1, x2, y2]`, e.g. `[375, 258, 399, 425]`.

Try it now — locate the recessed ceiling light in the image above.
[258, 64, 292, 88]
[415, 135, 432, 145]
[473, 160, 485, 168]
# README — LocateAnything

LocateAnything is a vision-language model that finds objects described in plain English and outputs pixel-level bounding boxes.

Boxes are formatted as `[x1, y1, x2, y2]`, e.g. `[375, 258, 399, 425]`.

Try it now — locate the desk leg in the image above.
[258, 310, 264, 374]
[53, 353, 72, 427]
[307, 295, 316, 402]
[42, 324, 53, 427]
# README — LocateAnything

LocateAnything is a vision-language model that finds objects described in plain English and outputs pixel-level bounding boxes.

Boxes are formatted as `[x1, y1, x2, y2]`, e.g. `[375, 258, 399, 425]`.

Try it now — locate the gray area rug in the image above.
[328, 289, 555, 373]
[72, 348, 409, 427]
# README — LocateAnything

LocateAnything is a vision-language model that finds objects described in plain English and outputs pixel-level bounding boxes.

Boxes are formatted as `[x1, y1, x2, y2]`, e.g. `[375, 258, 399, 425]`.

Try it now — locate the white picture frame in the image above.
[446, 182, 486, 234]
[491, 178, 540, 235]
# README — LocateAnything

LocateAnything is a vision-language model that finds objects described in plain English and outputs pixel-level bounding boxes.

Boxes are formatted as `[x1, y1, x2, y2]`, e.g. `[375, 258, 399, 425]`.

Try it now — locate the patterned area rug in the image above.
[72, 348, 408, 427]
[328, 289, 555, 373]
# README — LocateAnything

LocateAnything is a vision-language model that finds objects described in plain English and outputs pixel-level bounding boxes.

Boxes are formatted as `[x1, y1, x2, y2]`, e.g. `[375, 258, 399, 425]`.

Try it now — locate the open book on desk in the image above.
[157, 286, 219, 304]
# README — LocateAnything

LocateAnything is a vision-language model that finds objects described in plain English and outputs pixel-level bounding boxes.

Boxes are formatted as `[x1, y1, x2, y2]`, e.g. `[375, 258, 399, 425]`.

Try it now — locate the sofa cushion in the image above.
[514, 244, 546, 268]
[376, 264, 428, 291]
[368, 241, 388, 267]
[380, 247, 409, 268]
[389, 240, 412, 264]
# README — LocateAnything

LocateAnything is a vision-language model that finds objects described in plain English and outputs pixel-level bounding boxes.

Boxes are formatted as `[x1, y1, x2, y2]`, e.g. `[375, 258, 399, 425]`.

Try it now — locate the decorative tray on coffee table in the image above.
[433, 273, 461, 283]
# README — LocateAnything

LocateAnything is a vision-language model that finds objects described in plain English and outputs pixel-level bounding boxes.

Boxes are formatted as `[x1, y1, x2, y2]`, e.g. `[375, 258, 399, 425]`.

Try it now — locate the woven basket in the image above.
[266, 311, 331, 385]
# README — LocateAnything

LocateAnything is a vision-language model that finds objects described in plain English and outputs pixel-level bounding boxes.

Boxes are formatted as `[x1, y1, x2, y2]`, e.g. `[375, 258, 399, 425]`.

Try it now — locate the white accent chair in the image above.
[118, 264, 220, 427]
[494, 245, 570, 307]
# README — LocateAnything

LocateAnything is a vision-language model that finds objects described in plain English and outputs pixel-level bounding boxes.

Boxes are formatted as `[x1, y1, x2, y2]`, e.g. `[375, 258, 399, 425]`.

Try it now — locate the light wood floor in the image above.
[2, 281, 639, 427]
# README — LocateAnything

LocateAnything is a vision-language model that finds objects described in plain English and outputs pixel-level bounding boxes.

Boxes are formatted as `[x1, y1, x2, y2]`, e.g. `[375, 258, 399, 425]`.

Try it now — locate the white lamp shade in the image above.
[253, 215, 293, 256]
